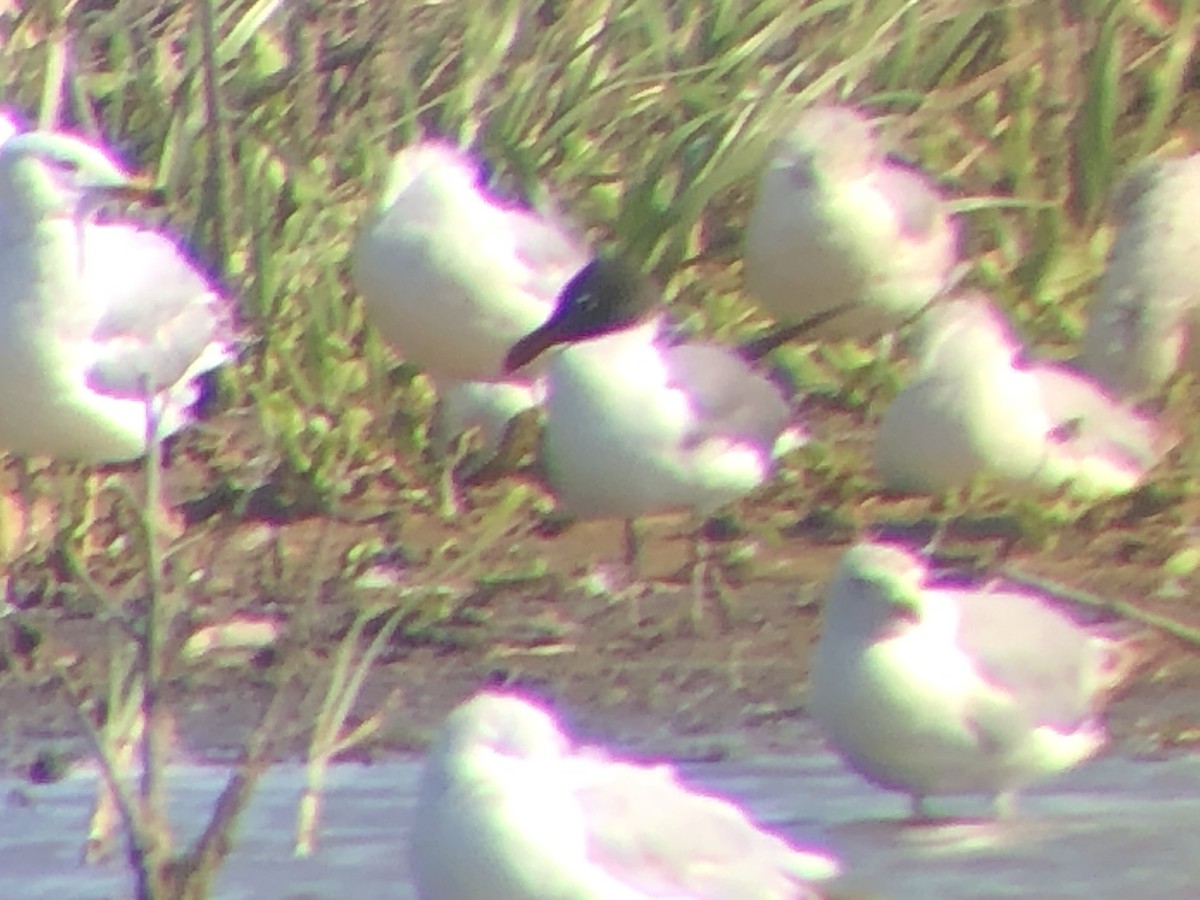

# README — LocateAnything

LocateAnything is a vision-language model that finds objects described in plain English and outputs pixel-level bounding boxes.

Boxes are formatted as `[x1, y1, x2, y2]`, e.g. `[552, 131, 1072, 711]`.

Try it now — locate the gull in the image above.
[744, 104, 960, 343]
[1079, 153, 1200, 399]
[412, 691, 841, 900]
[351, 140, 588, 513]
[808, 541, 1136, 818]
[0, 110, 19, 147]
[502, 256, 804, 624]
[874, 294, 1170, 503]
[0, 129, 235, 463]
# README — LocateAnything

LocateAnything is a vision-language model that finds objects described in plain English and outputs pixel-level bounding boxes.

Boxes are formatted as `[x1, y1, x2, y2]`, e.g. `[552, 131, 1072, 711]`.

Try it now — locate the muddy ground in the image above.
[2, 396, 1200, 780]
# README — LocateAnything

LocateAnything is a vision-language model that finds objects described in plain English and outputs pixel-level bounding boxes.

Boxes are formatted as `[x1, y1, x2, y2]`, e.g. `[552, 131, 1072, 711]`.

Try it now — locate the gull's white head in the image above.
[769, 105, 880, 185]
[824, 542, 931, 640]
[0, 132, 153, 230]
[429, 692, 570, 772]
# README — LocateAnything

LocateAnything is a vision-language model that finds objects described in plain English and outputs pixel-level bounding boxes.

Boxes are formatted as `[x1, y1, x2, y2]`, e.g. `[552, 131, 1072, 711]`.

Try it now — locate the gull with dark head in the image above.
[412, 691, 840, 900]
[351, 140, 588, 513]
[745, 104, 959, 343]
[503, 256, 804, 622]
[1079, 153, 1200, 400]
[0, 129, 235, 462]
[809, 541, 1137, 819]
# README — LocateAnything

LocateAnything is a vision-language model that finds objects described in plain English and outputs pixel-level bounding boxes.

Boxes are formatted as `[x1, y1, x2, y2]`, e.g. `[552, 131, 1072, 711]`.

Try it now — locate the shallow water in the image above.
[6, 723, 1200, 899]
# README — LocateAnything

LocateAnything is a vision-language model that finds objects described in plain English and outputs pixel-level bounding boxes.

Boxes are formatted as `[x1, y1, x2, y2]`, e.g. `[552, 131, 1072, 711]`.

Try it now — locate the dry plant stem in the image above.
[136, 379, 173, 898]
[55, 667, 153, 863]
[170, 659, 307, 898]
[295, 606, 408, 857]
[294, 516, 338, 647]
[737, 305, 853, 362]
[86, 645, 146, 864]
[999, 566, 1200, 648]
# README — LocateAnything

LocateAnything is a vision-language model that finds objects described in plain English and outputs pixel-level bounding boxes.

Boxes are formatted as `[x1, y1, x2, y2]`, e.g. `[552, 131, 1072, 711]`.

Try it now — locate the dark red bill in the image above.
[502, 322, 564, 374]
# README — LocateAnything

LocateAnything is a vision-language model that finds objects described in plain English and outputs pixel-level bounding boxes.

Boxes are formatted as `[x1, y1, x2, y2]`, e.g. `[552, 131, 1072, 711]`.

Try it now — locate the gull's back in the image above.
[574, 756, 837, 899]
[937, 578, 1111, 734]
[542, 326, 791, 520]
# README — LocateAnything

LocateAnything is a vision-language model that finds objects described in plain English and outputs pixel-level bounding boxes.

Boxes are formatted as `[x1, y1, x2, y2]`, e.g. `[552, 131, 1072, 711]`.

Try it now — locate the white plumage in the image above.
[412, 692, 840, 900]
[0, 130, 234, 461]
[744, 105, 959, 341]
[809, 541, 1132, 817]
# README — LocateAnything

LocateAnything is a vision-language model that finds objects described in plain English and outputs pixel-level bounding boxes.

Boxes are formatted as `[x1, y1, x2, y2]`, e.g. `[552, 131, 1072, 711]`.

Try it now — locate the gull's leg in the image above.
[623, 518, 642, 575]
[993, 790, 1018, 819]
[922, 491, 953, 553]
[687, 523, 740, 633]
[909, 793, 933, 821]
[689, 528, 708, 631]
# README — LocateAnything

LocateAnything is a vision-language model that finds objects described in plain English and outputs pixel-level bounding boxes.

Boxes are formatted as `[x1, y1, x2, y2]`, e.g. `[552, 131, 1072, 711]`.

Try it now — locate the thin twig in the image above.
[138, 375, 171, 893]
[737, 306, 852, 362]
[999, 565, 1200, 646]
[54, 666, 153, 868]
[174, 659, 306, 896]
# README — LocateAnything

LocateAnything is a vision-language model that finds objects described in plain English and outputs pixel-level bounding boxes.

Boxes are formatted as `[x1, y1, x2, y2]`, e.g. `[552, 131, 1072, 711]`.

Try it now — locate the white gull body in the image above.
[809, 542, 1128, 816]
[351, 141, 589, 498]
[744, 105, 959, 340]
[1079, 153, 1200, 398]
[412, 692, 840, 900]
[0, 131, 234, 461]
[540, 316, 797, 521]
[874, 295, 1168, 499]
[351, 140, 588, 383]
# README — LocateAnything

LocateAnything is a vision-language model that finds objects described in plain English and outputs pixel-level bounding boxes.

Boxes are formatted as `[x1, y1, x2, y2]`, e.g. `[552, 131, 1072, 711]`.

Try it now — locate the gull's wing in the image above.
[941, 581, 1108, 733]
[872, 159, 953, 243]
[78, 224, 236, 398]
[573, 755, 836, 899]
[1033, 363, 1169, 469]
[663, 343, 791, 451]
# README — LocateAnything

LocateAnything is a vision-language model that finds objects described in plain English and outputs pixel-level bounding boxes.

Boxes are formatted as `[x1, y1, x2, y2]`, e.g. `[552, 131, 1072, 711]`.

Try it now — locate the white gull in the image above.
[809, 541, 1136, 818]
[503, 257, 804, 619]
[874, 294, 1170, 500]
[351, 140, 587, 511]
[0, 129, 235, 462]
[412, 691, 840, 899]
[744, 105, 959, 342]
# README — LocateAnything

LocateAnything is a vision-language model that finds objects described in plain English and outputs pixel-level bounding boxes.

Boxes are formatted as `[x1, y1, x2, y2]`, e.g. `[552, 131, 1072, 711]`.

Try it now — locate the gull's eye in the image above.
[47, 155, 81, 174]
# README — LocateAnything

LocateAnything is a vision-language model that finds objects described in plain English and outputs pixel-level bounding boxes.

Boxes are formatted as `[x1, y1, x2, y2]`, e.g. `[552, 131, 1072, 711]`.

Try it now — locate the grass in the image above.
[2, 0, 1200, 896]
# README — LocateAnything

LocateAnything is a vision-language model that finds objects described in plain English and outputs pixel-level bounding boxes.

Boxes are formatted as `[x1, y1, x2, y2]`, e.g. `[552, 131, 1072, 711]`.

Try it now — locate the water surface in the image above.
[4, 724, 1198, 898]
